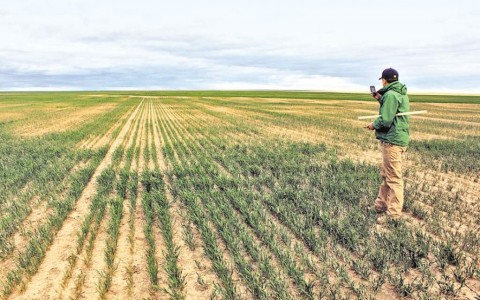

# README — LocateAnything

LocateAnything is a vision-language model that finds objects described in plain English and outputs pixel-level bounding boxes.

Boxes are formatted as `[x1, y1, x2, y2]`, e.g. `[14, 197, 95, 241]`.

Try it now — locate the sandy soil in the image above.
[11, 101, 142, 299]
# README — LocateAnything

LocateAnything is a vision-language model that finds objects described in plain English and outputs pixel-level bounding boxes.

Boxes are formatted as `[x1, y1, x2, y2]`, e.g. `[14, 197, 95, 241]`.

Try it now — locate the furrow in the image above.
[10, 99, 143, 300]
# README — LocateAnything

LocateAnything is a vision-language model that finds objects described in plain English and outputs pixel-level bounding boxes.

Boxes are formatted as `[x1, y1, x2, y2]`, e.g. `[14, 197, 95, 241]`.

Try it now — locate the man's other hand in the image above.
[366, 123, 375, 130]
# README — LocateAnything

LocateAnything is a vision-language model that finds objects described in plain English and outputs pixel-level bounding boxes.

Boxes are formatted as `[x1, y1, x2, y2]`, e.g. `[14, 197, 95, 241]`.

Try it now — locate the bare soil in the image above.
[4, 96, 479, 300]
[11, 102, 142, 299]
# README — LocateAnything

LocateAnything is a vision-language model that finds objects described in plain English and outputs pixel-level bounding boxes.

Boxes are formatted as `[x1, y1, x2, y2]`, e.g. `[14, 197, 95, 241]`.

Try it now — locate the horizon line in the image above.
[1, 88, 480, 96]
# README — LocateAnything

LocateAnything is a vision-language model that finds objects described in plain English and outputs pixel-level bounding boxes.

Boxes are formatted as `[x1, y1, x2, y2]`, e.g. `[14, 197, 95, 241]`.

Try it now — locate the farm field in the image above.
[0, 92, 479, 299]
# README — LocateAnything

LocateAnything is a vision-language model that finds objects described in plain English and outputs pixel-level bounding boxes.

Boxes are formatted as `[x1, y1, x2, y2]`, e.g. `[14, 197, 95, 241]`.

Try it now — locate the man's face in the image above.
[381, 78, 388, 87]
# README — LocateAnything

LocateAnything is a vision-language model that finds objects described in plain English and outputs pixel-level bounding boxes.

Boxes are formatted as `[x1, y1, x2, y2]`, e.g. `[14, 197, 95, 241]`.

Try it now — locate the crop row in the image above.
[0, 98, 137, 298]
[1, 95, 478, 299]
[156, 102, 358, 297]
[160, 102, 366, 298]
[154, 98, 479, 299]
[1, 150, 106, 298]
[0, 98, 136, 260]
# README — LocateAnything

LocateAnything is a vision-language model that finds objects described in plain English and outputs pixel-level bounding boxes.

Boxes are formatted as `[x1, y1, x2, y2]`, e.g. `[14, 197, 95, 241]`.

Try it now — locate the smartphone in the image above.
[370, 86, 376, 94]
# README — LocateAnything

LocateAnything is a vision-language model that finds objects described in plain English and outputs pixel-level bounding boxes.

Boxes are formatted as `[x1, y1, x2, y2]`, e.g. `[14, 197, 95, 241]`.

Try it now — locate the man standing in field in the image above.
[366, 68, 410, 224]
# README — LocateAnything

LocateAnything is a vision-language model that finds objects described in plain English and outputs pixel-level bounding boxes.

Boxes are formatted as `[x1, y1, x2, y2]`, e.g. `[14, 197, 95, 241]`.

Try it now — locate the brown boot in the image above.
[374, 202, 387, 214]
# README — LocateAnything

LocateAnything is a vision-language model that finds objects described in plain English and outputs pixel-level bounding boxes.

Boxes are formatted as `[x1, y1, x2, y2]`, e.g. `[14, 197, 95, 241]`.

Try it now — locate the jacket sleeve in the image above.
[373, 93, 399, 130]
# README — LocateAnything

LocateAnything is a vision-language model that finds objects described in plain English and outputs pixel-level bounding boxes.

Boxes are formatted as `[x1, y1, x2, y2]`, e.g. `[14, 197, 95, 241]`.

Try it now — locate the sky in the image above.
[0, 0, 479, 93]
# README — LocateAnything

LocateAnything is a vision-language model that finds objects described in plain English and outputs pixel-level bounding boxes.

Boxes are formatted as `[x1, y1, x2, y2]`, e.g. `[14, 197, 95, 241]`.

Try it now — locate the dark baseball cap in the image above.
[379, 68, 399, 81]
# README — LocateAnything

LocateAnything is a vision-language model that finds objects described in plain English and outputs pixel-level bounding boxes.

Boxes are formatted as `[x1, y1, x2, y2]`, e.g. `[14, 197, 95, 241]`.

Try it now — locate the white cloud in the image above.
[209, 74, 364, 91]
[0, 1, 479, 92]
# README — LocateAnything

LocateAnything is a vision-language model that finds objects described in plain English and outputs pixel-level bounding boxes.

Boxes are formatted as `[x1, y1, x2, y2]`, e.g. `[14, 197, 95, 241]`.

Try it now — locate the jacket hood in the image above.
[378, 81, 407, 95]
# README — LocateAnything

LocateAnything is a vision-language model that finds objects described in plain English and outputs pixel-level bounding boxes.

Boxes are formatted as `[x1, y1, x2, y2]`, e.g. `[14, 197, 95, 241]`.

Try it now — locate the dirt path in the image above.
[90, 104, 135, 149]
[11, 100, 143, 300]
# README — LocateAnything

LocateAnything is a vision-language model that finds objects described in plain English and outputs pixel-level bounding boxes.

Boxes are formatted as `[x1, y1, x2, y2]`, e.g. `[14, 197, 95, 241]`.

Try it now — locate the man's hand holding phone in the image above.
[370, 85, 381, 100]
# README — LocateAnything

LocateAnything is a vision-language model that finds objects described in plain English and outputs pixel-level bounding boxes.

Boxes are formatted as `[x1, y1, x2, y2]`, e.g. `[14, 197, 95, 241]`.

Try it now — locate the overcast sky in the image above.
[1, 0, 479, 92]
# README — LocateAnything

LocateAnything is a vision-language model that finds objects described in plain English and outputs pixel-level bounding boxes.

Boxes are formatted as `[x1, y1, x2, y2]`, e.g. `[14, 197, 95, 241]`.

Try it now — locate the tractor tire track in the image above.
[11, 99, 143, 300]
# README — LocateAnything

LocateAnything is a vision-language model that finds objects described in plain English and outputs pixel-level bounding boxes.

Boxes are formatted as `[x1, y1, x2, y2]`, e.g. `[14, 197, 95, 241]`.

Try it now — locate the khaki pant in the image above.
[375, 142, 407, 217]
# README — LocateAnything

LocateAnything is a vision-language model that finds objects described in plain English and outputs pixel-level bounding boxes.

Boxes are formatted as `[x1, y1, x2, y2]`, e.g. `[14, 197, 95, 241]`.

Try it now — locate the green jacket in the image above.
[373, 81, 410, 146]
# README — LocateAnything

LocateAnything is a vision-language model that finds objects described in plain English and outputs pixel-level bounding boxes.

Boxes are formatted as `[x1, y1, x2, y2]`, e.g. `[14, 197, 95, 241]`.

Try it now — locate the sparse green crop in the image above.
[0, 92, 478, 299]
